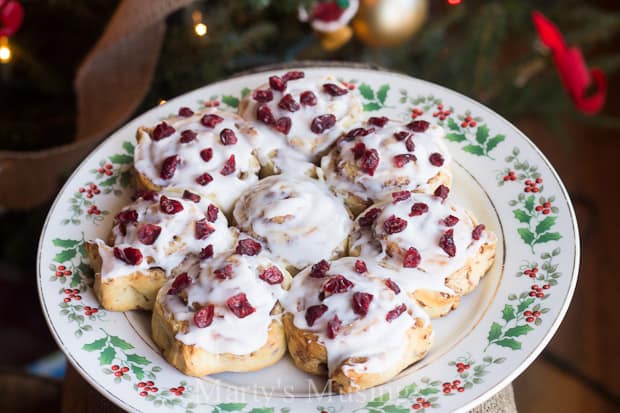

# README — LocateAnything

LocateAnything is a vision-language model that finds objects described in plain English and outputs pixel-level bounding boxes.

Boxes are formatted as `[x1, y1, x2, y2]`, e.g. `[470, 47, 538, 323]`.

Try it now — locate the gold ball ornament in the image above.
[353, 0, 429, 47]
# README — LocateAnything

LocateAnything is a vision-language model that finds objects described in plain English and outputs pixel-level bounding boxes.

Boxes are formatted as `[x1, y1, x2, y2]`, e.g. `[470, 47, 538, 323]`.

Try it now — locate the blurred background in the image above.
[0, 0, 619, 412]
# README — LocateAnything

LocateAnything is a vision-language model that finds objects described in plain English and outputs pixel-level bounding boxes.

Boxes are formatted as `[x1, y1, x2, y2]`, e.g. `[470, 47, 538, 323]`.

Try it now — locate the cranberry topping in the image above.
[322, 274, 354, 295]
[360, 148, 380, 176]
[168, 272, 191, 295]
[182, 190, 201, 203]
[354, 259, 367, 273]
[403, 247, 421, 268]
[194, 304, 214, 328]
[406, 120, 430, 132]
[113, 247, 143, 266]
[236, 238, 262, 256]
[252, 89, 273, 103]
[310, 114, 337, 134]
[220, 155, 236, 176]
[322, 83, 348, 96]
[439, 228, 456, 257]
[275, 116, 292, 135]
[351, 142, 366, 160]
[178, 107, 194, 117]
[405, 136, 416, 152]
[392, 191, 411, 204]
[179, 130, 197, 143]
[345, 127, 375, 141]
[305, 304, 328, 327]
[115, 209, 138, 226]
[199, 244, 214, 260]
[282, 71, 305, 81]
[227, 293, 256, 318]
[309, 259, 330, 278]
[300, 90, 317, 106]
[206, 204, 219, 223]
[256, 104, 276, 125]
[393, 131, 410, 141]
[214, 264, 234, 279]
[196, 172, 213, 186]
[137, 224, 162, 245]
[160, 195, 184, 214]
[278, 94, 300, 112]
[434, 185, 450, 201]
[393, 153, 417, 168]
[160, 155, 180, 180]
[352, 292, 374, 317]
[326, 314, 342, 339]
[220, 128, 238, 145]
[429, 152, 445, 167]
[383, 215, 408, 234]
[195, 219, 215, 240]
[368, 116, 389, 127]
[201, 113, 224, 128]
[359, 208, 382, 227]
[385, 278, 401, 294]
[200, 148, 213, 162]
[132, 190, 157, 201]
[259, 266, 284, 285]
[386, 303, 407, 322]
[472, 224, 486, 240]
[409, 202, 429, 217]
[443, 215, 460, 227]
[269, 75, 286, 92]
[152, 122, 175, 141]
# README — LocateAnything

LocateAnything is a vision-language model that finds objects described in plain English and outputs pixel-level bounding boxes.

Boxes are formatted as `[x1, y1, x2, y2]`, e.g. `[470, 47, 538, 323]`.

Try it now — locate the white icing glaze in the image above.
[281, 257, 430, 374]
[239, 73, 362, 161]
[162, 253, 288, 355]
[134, 109, 261, 212]
[93, 193, 235, 279]
[321, 118, 451, 202]
[233, 175, 353, 270]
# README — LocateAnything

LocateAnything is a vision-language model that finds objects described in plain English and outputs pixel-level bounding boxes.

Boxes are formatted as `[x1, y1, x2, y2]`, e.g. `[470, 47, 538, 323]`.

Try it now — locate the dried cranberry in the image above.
[406, 120, 430, 132]
[405, 136, 416, 152]
[354, 259, 367, 273]
[160, 155, 180, 180]
[275, 117, 292, 135]
[282, 71, 305, 81]
[383, 215, 408, 234]
[132, 190, 157, 201]
[322, 274, 354, 295]
[160, 195, 184, 214]
[360, 148, 380, 176]
[137, 224, 162, 245]
[259, 266, 284, 285]
[429, 152, 445, 167]
[434, 185, 450, 201]
[236, 238, 262, 256]
[392, 191, 411, 204]
[200, 148, 213, 162]
[351, 142, 366, 160]
[309, 260, 330, 278]
[327, 315, 342, 338]
[472, 224, 486, 241]
[345, 127, 375, 140]
[393, 131, 410, 141]
[178, 130, 196, 144]
[368, 116, 389, 128]
[252, 89, 273, 103]
[201, 113, 224, 128]
[206, 204, 219, 223]
[311, 114, 337, 134]
[300, 90, 317, 106]
[220, 128, 238, 145]
[278, 94, 300, 112]
[220, 155, 236, 176]
[409, 202, 429, 217]
[439, 228, 456, 257]
[199, 244, 214, 260]
[256, 104, 276, 125]
[385, 278, 401, 294]
[443, 215, 459, 227]
[352, 292, 373, 317]
[168, 272, 191, 295]
[196, 172, 213, 186]
[214, 264, 234, 279]
[393, 153, 417, 168]
[358, 209, 380, 229]
[305, 304, 328, 327]
[178, 107, 194, 117]
[152, 122, 175, 141]
[386, 303, 407, 322]
[227, 293, 256, 318]
[195, 219, 215, 240]
[403, 247, 421, 268]
[113, 247, 143, 265]
[182, 190, 201, 203]
[269, 75, 286, 92]
[115, 209, 138, 225]
[194, 304, 214, 328]
[322, 83, 348, 96]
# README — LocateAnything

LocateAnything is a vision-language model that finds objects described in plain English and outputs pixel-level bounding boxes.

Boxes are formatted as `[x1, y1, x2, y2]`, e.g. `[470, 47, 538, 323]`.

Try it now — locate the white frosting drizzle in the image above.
[281, 257, 430, 374]
[134, 109, 260, 212]
[321, 119, 451, 202]
[233, 175, 353, 270]
[162, 253, 287, 355]
[93, 193, 235, 279]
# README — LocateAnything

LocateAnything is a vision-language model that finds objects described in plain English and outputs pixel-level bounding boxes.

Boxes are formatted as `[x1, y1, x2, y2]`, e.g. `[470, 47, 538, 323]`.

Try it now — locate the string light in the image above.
[158, 99, 167, 105]
[192, 10, 208, 37]
[0, 37, 12, 64]
[448, 0, 462, 5]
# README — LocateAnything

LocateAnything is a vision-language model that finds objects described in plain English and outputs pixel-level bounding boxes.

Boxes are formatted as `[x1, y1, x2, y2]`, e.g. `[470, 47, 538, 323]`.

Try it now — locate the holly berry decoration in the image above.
[0, 0, 24, 37]
[298, 0, 359, 51]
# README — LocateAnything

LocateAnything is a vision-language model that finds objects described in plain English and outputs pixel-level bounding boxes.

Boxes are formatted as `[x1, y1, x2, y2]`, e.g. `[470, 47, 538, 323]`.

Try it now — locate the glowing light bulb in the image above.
[0, 37, 11, 64]
[158, 99, 167, 105]
[448, 0, 462, 5]
[194, 22, 207, 37]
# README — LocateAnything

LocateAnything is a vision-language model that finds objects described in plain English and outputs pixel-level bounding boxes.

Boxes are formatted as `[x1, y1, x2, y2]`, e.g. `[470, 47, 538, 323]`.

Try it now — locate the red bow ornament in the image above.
[532, 11, 607, 114]
[0, 0, 23, 37]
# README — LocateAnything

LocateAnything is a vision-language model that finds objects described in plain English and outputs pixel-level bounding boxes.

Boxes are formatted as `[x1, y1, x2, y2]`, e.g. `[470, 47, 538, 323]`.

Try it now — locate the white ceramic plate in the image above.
[37, 67, 579, 413]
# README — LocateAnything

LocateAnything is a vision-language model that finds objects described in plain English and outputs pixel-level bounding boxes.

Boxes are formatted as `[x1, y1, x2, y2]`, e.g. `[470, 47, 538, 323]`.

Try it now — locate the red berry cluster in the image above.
[54, 265, 72, 278]
[137, 380, 158, 396]
[63, 288, 81, 302]
[340, 81, 356, 90]
[411, 108, 424, 119]
[168, 385, 186, 396]
[111, 364, 130, 377]
[528, 284, 549, 298]
[79, 183, 101, 198]
[443, 379, 465, 394]
[523, 266, 538, 278]
[456, 362, 470, 373]
[87, 205, 101, 215]
[97, 164, 114, 176]
[460, 115, 477, 128]
[204, 100, 220, 108]
[524, 178, 543, 193]
[412, 397, 431, 410]
[503, 170, 517, 181]
[83, 305, 99, 316]
[524, 310, 542, 323]
[432, 103, 451, 120]
[535, 201, 553, 215]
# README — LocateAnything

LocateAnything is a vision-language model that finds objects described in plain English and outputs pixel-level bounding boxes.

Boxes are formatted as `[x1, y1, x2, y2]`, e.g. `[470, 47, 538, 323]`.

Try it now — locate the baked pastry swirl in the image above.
[86, 191, 235, 311]
[282, 257, 432, 393]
